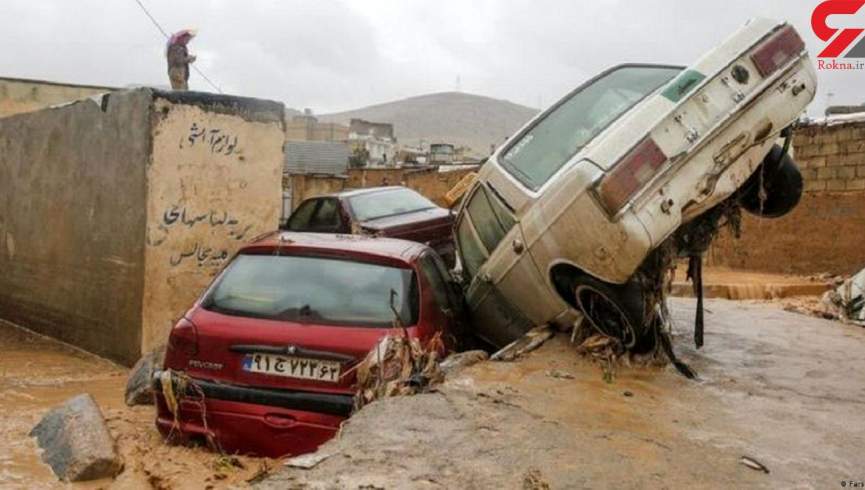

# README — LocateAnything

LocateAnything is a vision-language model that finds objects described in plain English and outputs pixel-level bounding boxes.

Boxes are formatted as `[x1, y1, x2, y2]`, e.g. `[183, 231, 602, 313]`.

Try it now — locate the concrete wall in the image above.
[0, 89, 285, 364]
[285, 115, 348, 142]
[142, 92, 284, 352]
[0, 77, 115, 118]
[286, 174, 349, 210]
[709, 119, 865, 275]
[0, 91, 150, 363]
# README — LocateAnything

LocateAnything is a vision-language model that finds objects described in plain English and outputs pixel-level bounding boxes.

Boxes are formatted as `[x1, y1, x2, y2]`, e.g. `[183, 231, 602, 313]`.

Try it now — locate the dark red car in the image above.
[154, 232, 463, 458]
[283, 186, 455, 265]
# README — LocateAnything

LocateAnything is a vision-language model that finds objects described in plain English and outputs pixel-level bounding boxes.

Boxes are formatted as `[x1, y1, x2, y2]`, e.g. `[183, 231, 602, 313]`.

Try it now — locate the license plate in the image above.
[242, 353, 341, 382]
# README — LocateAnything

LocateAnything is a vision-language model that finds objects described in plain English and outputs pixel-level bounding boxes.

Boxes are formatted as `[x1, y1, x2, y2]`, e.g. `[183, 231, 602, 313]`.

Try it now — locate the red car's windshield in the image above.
[202, 254, 418, 327]
[348, 188, 437, 221]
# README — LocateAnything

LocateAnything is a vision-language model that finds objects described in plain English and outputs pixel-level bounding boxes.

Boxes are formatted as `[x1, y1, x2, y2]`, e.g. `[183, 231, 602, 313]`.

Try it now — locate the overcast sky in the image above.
[0, 0, 861, 115]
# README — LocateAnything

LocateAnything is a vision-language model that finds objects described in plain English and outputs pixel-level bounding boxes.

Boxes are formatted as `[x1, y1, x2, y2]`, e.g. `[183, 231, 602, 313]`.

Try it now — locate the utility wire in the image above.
[131, 0, 223, 93]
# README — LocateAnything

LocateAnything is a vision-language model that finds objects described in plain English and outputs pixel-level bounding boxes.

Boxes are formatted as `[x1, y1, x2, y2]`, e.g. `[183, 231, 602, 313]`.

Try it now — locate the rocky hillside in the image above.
[319, 92, 538, 157]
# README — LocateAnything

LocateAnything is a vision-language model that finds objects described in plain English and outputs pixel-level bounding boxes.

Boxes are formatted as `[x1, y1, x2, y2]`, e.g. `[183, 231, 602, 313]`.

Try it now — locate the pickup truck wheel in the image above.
[574, 276, 648, 349]
[738, 144, 803, 218]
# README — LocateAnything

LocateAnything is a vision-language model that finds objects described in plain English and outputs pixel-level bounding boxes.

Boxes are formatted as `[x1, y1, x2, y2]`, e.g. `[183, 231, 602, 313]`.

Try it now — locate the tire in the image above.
[573, 274, 650, 349]
[739, 145, 803, 219]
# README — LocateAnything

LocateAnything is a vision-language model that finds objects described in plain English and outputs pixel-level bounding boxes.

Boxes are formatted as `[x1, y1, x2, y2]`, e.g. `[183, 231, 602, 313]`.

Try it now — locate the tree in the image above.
[349, 147, 370, 168]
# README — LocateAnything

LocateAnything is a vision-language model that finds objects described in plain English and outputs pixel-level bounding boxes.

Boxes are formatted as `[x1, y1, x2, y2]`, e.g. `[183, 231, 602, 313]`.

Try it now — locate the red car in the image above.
[283, 186, 455, 265]
[154, 232, 463, 458]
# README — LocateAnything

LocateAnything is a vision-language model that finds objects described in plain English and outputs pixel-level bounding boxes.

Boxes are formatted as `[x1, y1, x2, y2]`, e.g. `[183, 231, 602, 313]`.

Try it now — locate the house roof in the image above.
[284, 141, 350, 175]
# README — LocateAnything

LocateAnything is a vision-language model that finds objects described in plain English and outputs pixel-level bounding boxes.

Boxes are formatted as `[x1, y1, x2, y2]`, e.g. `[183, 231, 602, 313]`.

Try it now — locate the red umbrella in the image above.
[167, 28, 196, 49]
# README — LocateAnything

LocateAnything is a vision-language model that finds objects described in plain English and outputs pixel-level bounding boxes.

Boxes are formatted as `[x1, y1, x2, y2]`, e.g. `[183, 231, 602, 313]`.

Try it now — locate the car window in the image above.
[499, 65, 681, 191]
[287, 199, 318, 231]
[466, 185, 515, 254]
[418, 253, 450, 311]
[456, 217, 486, 279]
[348, 188, 436, 221]
[203, 254, 418, 327]
[309, 198, 341, 230]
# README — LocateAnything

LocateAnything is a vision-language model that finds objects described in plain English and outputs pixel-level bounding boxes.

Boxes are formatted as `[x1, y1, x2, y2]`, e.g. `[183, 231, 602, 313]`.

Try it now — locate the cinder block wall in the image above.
[795, 120, 865, 192]
[708, 119, 865, 275]
[0, 89, 284, 364]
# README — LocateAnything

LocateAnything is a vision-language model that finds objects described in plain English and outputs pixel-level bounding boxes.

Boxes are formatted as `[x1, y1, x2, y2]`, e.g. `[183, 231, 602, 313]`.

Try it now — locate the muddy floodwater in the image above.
[0, 320, 272, 489]
[4, 298, 865, 489]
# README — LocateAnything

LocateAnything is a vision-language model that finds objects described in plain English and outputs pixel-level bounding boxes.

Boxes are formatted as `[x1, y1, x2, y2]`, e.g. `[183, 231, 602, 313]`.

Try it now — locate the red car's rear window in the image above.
[202, 254, 418, 327]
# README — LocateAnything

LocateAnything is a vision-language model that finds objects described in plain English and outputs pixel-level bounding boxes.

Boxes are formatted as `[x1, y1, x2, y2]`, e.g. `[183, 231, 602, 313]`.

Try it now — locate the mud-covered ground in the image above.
[0, 320, 273, 490]
[262, 298, 865, 489]
[3, 297, 864, 489]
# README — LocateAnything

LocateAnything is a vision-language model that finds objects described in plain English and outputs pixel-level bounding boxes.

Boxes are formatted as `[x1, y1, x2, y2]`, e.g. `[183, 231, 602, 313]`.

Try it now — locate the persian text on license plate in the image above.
[242, 353, 341, 382]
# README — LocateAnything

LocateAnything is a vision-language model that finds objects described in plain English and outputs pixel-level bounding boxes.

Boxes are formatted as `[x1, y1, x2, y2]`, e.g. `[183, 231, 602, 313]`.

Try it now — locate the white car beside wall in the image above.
[454, 18, 817, 348]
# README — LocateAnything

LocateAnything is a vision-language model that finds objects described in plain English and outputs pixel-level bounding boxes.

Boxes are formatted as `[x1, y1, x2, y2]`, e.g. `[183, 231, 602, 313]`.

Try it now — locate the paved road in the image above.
[262, 299, 865, 489]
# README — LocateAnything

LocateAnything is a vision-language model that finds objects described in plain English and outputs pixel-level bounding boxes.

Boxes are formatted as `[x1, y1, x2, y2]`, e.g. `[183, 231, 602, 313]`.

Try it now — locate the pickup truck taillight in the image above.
[168, 317, 199, 356]
[750, 25, 804, 78]
[595, 137, 667, 216]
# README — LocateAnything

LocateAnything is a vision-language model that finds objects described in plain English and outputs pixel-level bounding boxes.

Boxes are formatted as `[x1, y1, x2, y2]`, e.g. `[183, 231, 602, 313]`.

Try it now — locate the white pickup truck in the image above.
[454, 19, 817, 349]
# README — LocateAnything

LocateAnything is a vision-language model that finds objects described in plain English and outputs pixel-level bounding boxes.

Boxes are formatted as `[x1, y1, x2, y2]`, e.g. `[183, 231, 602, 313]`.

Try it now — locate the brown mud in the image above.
[0, 320, 272, 489]
[261, 298, 865, 489]
[4, 296, 863, 488]
[671, 265, 832, 300]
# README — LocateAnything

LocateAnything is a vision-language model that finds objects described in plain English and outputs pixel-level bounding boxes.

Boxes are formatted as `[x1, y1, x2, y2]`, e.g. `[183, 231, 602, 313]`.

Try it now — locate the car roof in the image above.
[317, 186, 410, 199]
[240, 231, 429, 265]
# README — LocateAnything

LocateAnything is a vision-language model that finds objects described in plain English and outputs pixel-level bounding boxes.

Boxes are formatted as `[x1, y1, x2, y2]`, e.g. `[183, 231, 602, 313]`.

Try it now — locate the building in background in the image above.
[396, 145, 428, 166]
[285, 109, 349, 142]
[0, 76, 115, 118]
[284, 140, 350, 175]
[348, 118, 396, 167]
[429, 143, 455, 165]
[282, 141, 351, 225]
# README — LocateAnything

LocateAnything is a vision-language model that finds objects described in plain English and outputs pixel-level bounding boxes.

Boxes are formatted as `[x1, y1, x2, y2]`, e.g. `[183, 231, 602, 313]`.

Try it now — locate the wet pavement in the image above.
[262, 298, 865, 489]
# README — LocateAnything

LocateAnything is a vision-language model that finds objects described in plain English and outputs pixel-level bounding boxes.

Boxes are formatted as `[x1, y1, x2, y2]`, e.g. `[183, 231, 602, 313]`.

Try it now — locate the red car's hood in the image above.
[360, 207, 453, 236]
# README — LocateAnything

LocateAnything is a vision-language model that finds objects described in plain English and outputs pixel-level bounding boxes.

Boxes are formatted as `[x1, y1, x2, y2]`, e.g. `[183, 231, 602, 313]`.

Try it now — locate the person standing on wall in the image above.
[167, 29, 197, 90]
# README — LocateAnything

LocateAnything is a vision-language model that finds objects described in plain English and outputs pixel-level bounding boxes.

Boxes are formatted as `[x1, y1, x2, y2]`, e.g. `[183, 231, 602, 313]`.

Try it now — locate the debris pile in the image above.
[352, 333, 445, 410]
[490, 325, 555, 362]
[158, 370, 221, 452]
[571, 324, 670, 382]
[821, 268, 865, 326]
[439, 349, 489, 374]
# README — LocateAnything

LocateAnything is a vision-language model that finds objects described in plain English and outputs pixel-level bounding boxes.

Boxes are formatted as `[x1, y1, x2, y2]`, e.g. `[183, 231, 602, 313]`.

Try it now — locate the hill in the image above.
[318, 92, 538, 157]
